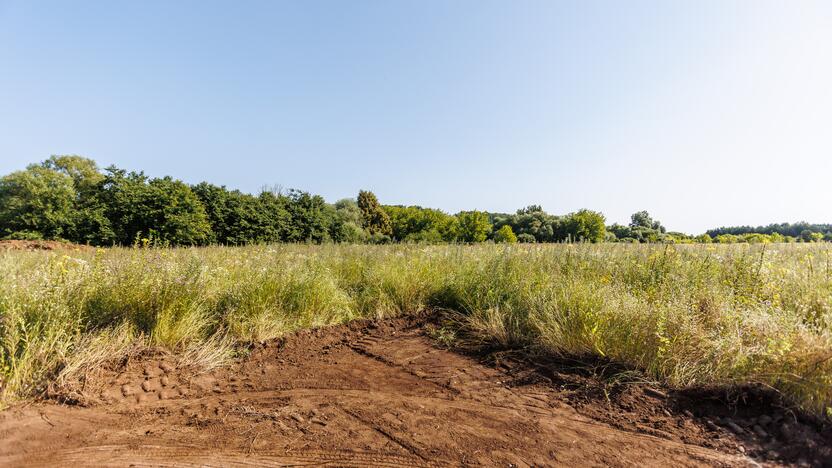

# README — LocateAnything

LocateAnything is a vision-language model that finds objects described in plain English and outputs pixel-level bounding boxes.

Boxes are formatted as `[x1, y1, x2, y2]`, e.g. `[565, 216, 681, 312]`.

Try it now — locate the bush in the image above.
[493, 225, 517, 243]
[561, 209, 606, 243]
[456, 211, 491, 243]
[2, 231, 44, 241]
[516, 233, 536, 243]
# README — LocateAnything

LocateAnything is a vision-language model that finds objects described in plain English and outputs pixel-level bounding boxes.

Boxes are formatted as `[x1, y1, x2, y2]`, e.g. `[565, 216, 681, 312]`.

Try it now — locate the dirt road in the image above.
[0, 316, 822, 467]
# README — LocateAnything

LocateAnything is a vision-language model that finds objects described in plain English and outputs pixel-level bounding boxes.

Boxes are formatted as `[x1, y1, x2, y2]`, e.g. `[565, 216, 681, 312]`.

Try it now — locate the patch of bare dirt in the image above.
[464, 346, 832, 467]
[1, 315, 828, 467]
[0, 240, 92, 251]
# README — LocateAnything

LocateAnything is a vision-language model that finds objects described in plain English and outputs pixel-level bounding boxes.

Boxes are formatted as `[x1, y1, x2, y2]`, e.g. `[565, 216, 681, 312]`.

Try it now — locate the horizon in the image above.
[2, 1, 831, 233]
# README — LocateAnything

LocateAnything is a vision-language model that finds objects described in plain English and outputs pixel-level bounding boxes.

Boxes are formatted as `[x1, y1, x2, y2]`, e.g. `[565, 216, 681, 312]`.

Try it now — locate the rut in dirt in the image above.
[0, 315, 828, 467]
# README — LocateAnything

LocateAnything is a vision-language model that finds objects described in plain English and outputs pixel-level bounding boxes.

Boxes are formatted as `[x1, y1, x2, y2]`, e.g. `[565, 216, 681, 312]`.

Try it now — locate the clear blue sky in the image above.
[1, 1, 830, 234]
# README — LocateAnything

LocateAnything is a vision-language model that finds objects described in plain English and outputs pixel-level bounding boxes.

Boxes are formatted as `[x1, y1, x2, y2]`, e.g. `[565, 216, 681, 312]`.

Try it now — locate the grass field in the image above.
[1, 243, 830, 416]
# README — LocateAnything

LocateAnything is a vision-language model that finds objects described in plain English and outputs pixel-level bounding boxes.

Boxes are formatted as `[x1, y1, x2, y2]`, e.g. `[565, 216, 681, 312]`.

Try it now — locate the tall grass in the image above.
[0, 243, 830, 416]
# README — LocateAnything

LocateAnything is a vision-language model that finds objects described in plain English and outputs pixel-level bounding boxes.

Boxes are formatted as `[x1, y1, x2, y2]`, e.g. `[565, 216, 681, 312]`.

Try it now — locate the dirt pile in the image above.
[1, 315, 828, 467]
[0, 240, 92, 251]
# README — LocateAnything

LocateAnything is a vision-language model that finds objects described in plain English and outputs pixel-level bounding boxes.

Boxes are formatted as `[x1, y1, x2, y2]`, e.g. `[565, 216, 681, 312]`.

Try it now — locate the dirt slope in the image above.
[0, 317, 824, 467]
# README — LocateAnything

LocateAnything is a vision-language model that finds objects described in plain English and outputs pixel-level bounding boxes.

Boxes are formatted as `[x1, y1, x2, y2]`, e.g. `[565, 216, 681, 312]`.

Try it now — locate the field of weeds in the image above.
[1, 243, 830, 417]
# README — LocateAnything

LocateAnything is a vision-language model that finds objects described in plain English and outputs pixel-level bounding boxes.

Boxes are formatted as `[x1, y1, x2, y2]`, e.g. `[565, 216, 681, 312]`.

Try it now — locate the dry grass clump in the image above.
[0, 243, 830, 416]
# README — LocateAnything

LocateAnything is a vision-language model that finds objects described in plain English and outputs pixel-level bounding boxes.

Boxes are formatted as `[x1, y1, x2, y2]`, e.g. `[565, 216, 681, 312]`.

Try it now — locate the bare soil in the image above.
[0, 240, 91, 251]
[1, 315, 829, 467]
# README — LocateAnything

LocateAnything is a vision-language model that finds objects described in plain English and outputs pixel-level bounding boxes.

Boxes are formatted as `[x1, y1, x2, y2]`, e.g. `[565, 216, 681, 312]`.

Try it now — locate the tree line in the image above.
[707, 223, 832, 243]
[0, 156, 829, 246]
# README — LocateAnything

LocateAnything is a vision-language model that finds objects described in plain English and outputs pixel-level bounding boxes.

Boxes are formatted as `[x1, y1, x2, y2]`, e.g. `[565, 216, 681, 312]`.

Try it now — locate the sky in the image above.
[1, 1, 830, 234]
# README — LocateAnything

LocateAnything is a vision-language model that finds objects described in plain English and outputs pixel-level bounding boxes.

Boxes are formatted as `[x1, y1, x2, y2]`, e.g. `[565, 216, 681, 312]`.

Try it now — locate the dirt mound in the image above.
[464, 346, 832, 466]
[1, 315, 828, 467]
[0, 239, 92, 251]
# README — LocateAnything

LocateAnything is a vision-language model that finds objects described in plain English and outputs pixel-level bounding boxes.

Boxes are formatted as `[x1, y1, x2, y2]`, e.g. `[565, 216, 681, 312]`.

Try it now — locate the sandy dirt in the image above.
[1, 315, 828, 467]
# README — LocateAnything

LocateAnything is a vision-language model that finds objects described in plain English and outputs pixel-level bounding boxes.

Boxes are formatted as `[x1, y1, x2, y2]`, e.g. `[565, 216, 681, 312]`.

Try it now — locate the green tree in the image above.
[695, 233, 713, 243]
[37, 155, 115, 244]
[285, 189, 332, 243]
[617, 211, 666, 242]
[456, 210, 491, 243]
[257, 190, 293, 242]
[516, 205, 543, 215]
[330, 198, 367, 243]
[607, 223, 632, 241]
[0, 165, 76, 239]
[714, 234, 738, 244]
[516, 233, 536, 243]
[192, 182, 274, 244]
[742, 233, 770, 244]
[383, 205, 458, 243]
[42, 155, 104, 192]
[357, 190, 392, 236]
[630, 210, 664, 232]
[98, 167, 212, 246]
[493, 225, 517, 243]
[562, 209, 606, 243]
[492, 208, 559, 243]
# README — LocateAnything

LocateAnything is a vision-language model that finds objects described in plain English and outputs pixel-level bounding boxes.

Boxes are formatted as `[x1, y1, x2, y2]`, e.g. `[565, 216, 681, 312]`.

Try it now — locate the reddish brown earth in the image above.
[1, 315, 829, 467]
[0, 240, 91, 251]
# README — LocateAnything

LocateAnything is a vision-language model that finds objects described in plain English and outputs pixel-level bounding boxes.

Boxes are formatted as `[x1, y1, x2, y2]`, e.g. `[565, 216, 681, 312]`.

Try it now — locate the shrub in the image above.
[456, 211, 491, 243]
[516, 233, 536, 243]
[493, 225, 517, 243]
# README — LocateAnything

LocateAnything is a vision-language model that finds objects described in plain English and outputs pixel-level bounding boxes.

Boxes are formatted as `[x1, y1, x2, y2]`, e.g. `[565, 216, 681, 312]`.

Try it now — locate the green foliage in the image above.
[606, 223, 631, 241]
[456, 211, 491, 243]
[41, 156, 115, 244]
[493, 225, 517, 243]
[492, 206, 559, 242]
[97, 167, 213, 246]
[192, 182, 275, 245]
[384, 205, 458, 242]
[695, 234, 713, 243]
[664, 232, 694, 244]
[42, 155, 104, 193]
[357, 190, 392, 236]
[284, 190, 332, 243]
[516, 233, 536, 243]
[630, 210, 665, 232]
[708, 222, 832, 239]
[562, 209, 606, 243]
[2, 156, 828, 247]
[0, 165, 76, 240]
[743, 233, 771, 244]
[2, 230, 44, 240]
[330, 199, 368, 243]
[804, 231, 825, 243]
[256, 190, 294, 242]
[608, 211, 666, 243]
[715, 234, 739, 244]
[516, 204, 543, 215]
